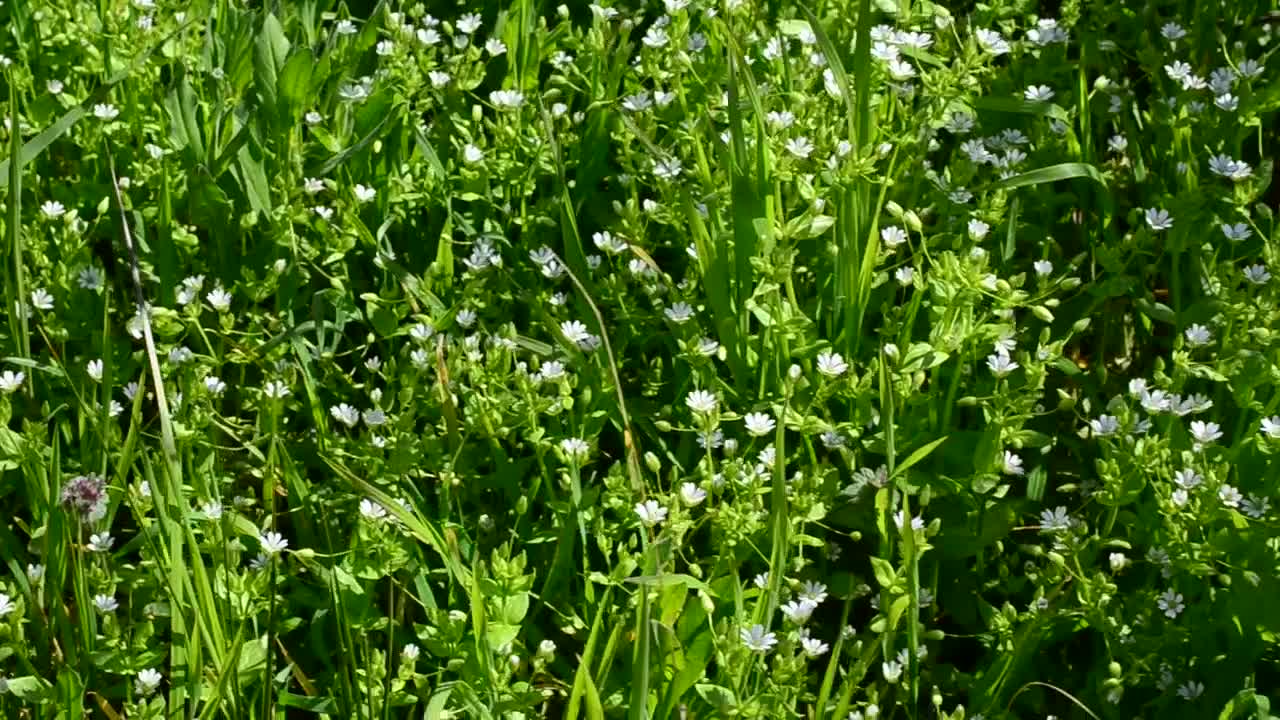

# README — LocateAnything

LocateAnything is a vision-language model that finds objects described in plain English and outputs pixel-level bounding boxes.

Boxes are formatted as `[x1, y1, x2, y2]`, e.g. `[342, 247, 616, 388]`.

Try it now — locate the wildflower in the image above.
[457, 13, 482, 33]
[207, 287, 232, 312]
[259, 530, 288, 555]
[679, 482, 707, 506]
[88, 532, 114, 552]
[30, 288, 54, 311]
[686, 390, 718, 414]
[1183, 324, 1212, 347]
[1144, 208, 1173, 231]
[1260, 416, 1280, 439]
[0, 593, 14, 617]
[967, 219, 991, 240]
[816, 350, 848, 377]
[634, 500, 668, 527]
[489, 90, 525, 109]
[78, 267, 104, 290]
[801, 636, 830, 657]
[798, 580, 828, 605]
[743, 412, 775, 437]
[785, 136, 814, 159]
[1039, 506, 1071, 532]
[1189, 420, 1222, 448]
[1177, 681, 1204, 700]
[781, 599, 817, 624]
[0, 369, 25, 394]
[330, 404, 359, 427]
[263, 380, 290, 399]
[353, 184, 376, 203]
[93, 103, 119, 120]
[94, 594, 119, 613]
[1001, 451, 1024, 475]
[880, 226, 908, 248]
[1033, 260, 1053, 276]
[560, 437, 590, 460]
[1209, 154, 1251, 180]
[882, 660, 903, 683]
[1109, 553, 1127, 572]
[61, 474, 108, 521]
[135, 669, 162, 696]
[739, 624, 778, 653]
[1023, 85, 1054, 102]
[26, 564, 43, 582]
[402, 643, 421, 662]
[664, 302, 694, 323]
[895, 267, 915, 286]
[1221, 223, 1251, 241]
[593, 231, 628, 254]
[976, 28, 1010, 54]
[1157, 589, 1184, 618]
[559, 320, 592, 345]
[652, 156, 683, 179]
[202, 500, 223, 520]
[203, 376, 226, 396]
[1218, 484, 1242, 508]
[986, 352, 1018, 377]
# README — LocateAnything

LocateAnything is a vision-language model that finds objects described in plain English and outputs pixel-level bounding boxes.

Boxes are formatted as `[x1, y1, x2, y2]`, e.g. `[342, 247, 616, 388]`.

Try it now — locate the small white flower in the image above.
[686, 390, 718, 414]
[402, 643, 420, 662]
[88, 532, 114, 552]
[739, 624, 778, 653]
[359, 498, 387, 522]
[1157, 589, 1184, 618]
[1023, 85, 1054, 102]
[1144, 208, 1173, 231]
[1218, 484, 1242, 508]
[798, 580, 828, 605]
[135, 669, 162, 696]
[679, 482, 707, 506]
[94, 594, 119, 613]
[1184, 324, 1212, 347]
[967, 219, 990, 240]
[78, 267, 105, 291]
[743, 412, 775, 437]
[1033, 260, 1053, 276]
[263, 380, 290, 399]
[785, 136, 815, 159]
[202, 500, 223, 520]
[330, 403, 359, 427]
[1178, 681, 1204, 700]
[1189, 420, 1222, 448]
[1259, 416, 1280, 439]
[489, 89, 525, 109]
[880, 226, 908, 249]
[1039, 506, 1071, 532]
[94, 103, 119, 120]
[41, 200, 66, 218]
[634, 500, 668, 527]
[781, 599, 817, 624]
[560, 437, 590, 461]
[816, 350, 848, 378]
[30, 288, 54, 311]
[1001, 451, 1024, 476]
[259, 530, 289, 555]
[0, 593, 14, 617]
[664, 302, 694, 323]
[1222, 223, 1252, 241]
[353, 184, 376, 203]
[463, 144, 484, 164]
[207, 287, 232, 312]
[87, 359, 104, 382]
[986, 352, 1018, 377]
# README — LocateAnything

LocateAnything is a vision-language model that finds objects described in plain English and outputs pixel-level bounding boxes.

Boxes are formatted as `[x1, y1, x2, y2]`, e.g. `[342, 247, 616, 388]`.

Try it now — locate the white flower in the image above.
[1218, 484, 1242, 508]
[489, 89, 525, 109]
[1001, 451, 1024, 475]
[1189, 420, 1222, 448]
[1144, 208, 1173, 231]
[801, 636, 830, 658]
[798, 580, 828, 605]
[335, 19, 358, 35]
[86, 359, 104, 382]
[1109, 553, 1128, 572]
[560, 437, 590, 460]
[457, 13, 482, 33]
[968, 219, 990, 239]
[263, 380, 290, 399]
[135, 669, 162, 696]
[895, 267, 915, 286]
[664, 302, 694, 323]
[0, 593, 14, 617]
[593, 231, 628, 254]
[202, 500, 223, 520]
[976, 28, 1010, 54]
[1023, 85, 1054, 102]
[402, 643, 420, 662]
[207, 287, 233, 312]
[204, 376, 227, 396]
[1183, 324, 1212, 347]
[1243, 264, 1270, 284]
[78, 267, 104, 290]
[30, 288, 54, 311]
[88, 532, 114, 552]
[652, 156, 683, 179]
[685, 390, 718, 414]
[739, 624, 777, 653]
[94, 594, 119, 613]
[882, 660, 903, 683]
[47, 79, 64, 94]
[781, 599, 817, 624]
[986, 352, 1018, 377]
[1178, 681, 1204, 700]
[463, 144, 484, 164]
[816, 350, 848, 378]
[1260, 416, 1280, 439]
[743, 412, 775, 437]
[94, 103, 119, 120]
[679, 482, 707, 506]
[634, 500, 668, 527]
[1209, 154, 1251, 180]
[363, 409, 387, 427]
[1039, 506, 1071, 532]
[353, 184, 376, 203]
[785, 136, 814, 159]
[1157, 589, 1184, 618]
[1033, 260, 1053, 276]
[330, 403, 359, 427]
[41, 200, 66, 218]
[1222, 223, 1252, 241]
[880, 226, 908, 248]
[259, 530, 289, 555]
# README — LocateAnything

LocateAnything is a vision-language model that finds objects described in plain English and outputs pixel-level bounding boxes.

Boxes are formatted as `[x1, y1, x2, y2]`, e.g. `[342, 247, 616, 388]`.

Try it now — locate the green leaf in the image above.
[254, 13, 291, 111]
[277, 51, 315, 124]
[990, 162, 1107, 191]
[870, 556, 897, 588]
[972, 96, 1071, 123]
[891, 436, 948, 480]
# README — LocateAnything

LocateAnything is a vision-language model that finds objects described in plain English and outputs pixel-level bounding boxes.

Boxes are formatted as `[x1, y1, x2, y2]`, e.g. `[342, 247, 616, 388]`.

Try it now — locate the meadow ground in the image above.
[0, 0, 1278, 718]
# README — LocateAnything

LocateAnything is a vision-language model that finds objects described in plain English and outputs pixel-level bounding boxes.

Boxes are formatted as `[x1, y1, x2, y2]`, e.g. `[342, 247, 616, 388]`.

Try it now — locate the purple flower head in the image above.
[61, 474, 108, 521]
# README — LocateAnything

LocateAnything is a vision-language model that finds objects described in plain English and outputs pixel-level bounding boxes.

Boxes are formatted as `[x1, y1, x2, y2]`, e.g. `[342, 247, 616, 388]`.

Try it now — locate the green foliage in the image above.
[0, 0, 1279, 719]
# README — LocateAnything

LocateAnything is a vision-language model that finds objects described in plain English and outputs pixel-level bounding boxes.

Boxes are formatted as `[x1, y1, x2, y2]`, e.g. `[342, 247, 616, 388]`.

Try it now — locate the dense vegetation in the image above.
[1, 0, 1278, 718]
